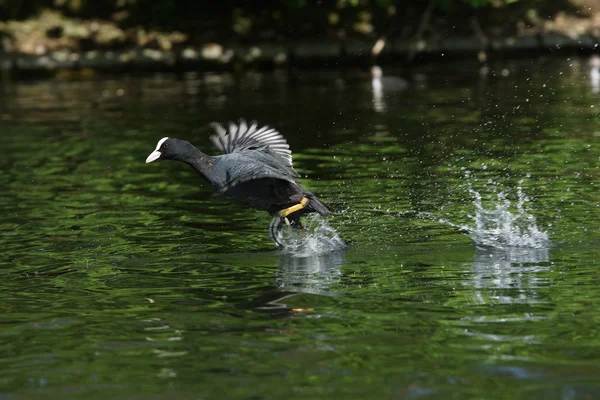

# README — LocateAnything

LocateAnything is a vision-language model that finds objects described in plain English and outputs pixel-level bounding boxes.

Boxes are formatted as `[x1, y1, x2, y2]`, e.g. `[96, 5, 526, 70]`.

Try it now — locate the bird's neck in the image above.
[176, 146, 217, 184]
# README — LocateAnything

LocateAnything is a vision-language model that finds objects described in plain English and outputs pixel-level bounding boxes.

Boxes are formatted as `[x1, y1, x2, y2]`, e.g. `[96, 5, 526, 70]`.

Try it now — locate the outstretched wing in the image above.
[214, 154, 299, 195]
[209, 119, 293, 167]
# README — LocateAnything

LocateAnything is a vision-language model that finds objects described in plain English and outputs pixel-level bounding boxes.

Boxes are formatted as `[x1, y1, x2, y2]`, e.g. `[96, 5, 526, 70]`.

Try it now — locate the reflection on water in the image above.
[256, 250, 345, 311]
[589, 55, 600, 94]
[370, 65, 408, 113]
[276, 250, 345, 295]
[471, 246, 550, 304]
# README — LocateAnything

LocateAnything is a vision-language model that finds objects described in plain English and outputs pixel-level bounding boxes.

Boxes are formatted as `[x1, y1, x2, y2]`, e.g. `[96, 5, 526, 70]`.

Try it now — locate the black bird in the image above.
[145, 119, 330, 245]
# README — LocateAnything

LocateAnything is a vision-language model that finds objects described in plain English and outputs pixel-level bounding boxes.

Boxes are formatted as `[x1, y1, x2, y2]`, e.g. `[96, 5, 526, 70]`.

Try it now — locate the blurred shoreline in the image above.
[2, 33, 599, 76]
[2, 4, 600, 75]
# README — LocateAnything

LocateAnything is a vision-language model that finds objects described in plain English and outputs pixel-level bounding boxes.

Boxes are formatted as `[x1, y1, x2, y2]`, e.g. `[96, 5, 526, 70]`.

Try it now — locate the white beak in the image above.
[146, 150, 161, 163]
[146, 137, 169, 163]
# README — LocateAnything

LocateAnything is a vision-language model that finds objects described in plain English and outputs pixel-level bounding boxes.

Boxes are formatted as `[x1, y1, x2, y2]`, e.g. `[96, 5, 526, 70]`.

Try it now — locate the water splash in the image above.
[274, 214, 346, 256]
[441, 178, 550, 249]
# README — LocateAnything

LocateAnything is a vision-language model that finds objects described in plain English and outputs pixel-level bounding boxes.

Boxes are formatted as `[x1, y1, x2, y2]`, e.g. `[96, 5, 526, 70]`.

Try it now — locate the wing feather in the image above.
[209, 119, 294, 167]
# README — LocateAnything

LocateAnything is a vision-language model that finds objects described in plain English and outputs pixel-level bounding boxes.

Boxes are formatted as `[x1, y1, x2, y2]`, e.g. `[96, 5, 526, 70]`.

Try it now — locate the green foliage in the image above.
[282, 0, 307, 9]
[0, 0, 523, 21]
[437, 0, 519, 12]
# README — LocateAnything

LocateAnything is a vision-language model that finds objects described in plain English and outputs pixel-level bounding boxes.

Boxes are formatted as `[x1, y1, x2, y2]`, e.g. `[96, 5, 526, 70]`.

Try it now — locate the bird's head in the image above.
[146, 137, 192, 163]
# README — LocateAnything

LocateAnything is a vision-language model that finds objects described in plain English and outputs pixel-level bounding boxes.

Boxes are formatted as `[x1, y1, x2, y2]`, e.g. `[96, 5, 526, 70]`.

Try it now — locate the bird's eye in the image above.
[163, 143, 169, 148]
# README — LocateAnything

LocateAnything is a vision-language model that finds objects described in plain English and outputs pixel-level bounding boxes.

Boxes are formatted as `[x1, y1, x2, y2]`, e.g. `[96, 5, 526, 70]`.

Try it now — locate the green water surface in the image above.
[0, 58, 599, 399]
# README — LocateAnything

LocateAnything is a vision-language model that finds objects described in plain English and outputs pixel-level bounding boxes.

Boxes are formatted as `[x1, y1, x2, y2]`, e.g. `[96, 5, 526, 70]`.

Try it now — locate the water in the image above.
[1, 58, 600, 399]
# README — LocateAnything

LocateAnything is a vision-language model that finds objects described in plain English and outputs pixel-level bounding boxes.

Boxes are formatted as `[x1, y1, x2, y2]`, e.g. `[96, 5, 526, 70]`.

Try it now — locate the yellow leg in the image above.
[278, 197, 309, 218]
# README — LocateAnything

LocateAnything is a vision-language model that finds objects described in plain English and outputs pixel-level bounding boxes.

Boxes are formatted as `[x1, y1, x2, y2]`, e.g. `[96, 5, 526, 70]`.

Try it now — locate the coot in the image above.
[145, 119, 330, 246]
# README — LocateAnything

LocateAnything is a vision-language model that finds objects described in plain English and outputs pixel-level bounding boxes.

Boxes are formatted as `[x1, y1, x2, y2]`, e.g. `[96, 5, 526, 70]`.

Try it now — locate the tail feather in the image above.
[304, 191, 330, 217]
[281, 190, 330, 225]
[307, 195, 330, 216]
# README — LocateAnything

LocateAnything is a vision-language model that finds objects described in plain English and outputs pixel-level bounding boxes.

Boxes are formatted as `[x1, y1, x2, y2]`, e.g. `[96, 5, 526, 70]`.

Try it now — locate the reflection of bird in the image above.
[243, 249, 345, 312]
[371, 65, 408, 92]
[146, 120, 330, 246]
[589, 55, 600, 94]
[276, 250, 345, 295]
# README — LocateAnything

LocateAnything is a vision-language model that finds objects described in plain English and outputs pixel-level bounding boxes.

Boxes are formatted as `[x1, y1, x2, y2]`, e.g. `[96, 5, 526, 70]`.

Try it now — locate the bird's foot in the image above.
[269, 197, 309, 246]
[269, 215, 285, 247]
